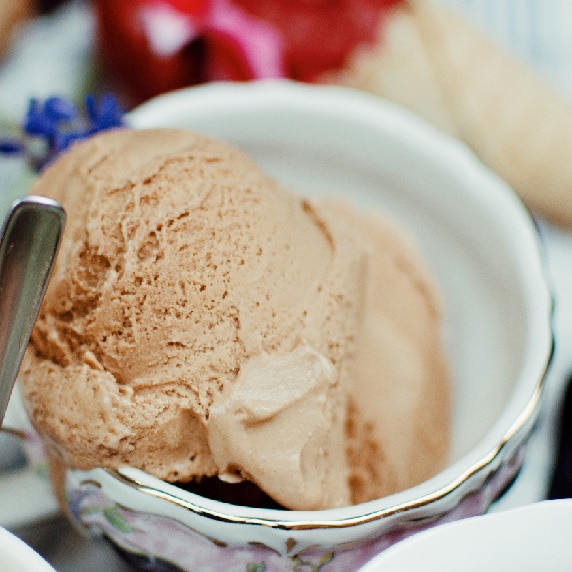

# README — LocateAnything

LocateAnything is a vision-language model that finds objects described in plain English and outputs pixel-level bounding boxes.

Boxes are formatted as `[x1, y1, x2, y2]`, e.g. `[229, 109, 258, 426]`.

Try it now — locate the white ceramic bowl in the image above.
[358, 499, 572, 571]
[30, 81, 553, 571]
[0, 526, 55, 571]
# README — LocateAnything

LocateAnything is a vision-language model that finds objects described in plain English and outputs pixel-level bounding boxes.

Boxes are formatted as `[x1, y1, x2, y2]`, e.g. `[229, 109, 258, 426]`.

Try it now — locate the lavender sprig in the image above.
[1, 93, 125, 170]
[0, 139, 25, 155]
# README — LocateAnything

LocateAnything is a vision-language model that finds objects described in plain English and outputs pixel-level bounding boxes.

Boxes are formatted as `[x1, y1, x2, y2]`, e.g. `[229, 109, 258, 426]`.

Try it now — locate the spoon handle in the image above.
[0, 196, 65, 425]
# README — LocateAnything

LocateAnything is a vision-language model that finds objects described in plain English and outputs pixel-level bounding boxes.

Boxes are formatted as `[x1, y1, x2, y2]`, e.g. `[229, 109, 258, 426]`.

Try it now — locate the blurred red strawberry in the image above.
[232, 0, 401, 80]
[94, 0, 400, 105]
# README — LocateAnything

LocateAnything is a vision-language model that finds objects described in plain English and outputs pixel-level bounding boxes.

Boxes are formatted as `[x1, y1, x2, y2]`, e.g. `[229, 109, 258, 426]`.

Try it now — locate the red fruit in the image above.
[94, 0, 401, 104]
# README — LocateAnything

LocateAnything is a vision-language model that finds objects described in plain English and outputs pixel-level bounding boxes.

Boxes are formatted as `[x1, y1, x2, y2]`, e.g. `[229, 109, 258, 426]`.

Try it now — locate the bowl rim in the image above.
[115, 79, 555, 530]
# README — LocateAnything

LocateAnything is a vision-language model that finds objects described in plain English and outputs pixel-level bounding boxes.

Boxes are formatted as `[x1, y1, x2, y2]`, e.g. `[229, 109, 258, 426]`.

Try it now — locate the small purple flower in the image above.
[23, 105, 57, 139]
[85, 93, 124, 131]
[0, 138, 25, 154]
[0, 92, 125, 170]
[44, 96, 79, 122]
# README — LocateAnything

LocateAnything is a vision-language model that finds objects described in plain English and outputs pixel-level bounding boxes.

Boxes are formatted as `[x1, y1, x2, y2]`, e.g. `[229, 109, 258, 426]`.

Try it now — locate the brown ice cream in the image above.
[19, 127, 450, 511]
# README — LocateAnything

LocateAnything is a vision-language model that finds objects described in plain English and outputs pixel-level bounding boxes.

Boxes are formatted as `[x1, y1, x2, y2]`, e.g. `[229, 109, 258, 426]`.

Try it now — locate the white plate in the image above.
[0, 525, 55, 571]
[359, 499, 572, 571]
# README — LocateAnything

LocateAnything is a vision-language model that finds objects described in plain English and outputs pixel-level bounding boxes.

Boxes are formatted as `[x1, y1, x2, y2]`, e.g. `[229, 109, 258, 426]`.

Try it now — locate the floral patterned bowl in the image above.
[24, 81, 555, 571]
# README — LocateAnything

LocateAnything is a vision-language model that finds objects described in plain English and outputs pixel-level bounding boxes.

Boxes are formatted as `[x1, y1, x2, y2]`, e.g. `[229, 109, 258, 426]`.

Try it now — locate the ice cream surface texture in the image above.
[19, 128, 450, 511]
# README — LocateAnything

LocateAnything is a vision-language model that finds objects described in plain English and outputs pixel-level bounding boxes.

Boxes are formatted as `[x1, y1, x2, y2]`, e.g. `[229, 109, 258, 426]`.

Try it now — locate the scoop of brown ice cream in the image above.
[19, 128, 450, 510]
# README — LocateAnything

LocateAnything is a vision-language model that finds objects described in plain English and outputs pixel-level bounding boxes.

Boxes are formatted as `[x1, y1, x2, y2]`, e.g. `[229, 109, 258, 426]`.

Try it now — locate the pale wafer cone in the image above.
[322, 0, 572, 228]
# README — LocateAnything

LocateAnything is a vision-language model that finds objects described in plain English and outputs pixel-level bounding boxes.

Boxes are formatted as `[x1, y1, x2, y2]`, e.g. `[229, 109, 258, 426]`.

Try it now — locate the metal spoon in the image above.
[0, 196, 65, 425]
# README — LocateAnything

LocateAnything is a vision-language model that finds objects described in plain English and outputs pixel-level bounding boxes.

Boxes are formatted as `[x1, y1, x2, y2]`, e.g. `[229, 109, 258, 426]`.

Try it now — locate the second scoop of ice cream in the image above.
[19, 127, 450, 511]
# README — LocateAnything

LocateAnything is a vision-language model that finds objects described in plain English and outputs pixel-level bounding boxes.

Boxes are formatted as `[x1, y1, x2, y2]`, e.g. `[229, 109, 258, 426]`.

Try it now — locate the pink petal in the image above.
[140, 2, 204, 57]
[206, 0, 287, 79]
